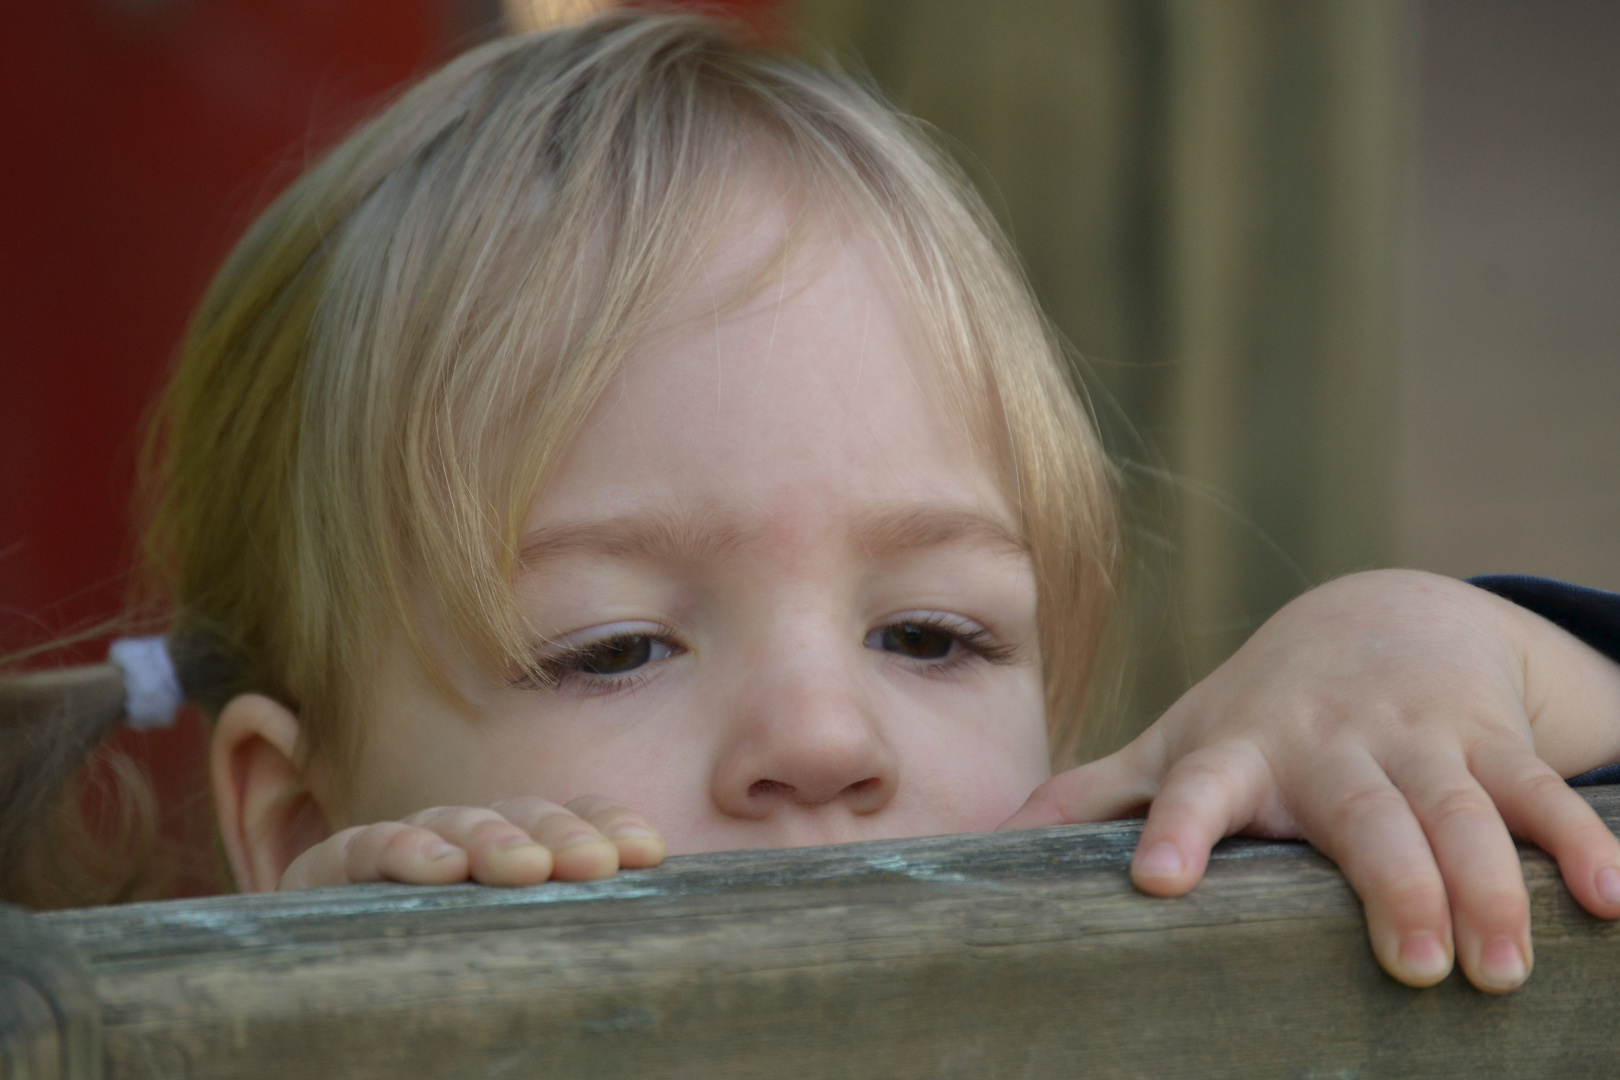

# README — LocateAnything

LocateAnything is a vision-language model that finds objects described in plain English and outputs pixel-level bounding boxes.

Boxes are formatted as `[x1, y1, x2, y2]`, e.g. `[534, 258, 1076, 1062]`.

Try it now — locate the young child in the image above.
[7, 10, 1620, 1001]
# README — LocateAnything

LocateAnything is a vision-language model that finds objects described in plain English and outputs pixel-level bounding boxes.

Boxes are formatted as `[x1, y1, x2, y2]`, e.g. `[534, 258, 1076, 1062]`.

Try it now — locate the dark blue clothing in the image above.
[1468, 575, 1620, 787]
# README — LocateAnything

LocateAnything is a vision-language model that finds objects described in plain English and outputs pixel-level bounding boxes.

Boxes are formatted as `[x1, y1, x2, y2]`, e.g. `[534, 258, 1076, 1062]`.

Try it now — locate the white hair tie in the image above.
[108, 636, 184, 731]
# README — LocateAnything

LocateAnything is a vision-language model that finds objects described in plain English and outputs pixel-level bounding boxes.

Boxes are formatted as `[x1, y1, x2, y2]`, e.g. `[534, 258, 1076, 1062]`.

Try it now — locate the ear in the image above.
[211, 694, 332, 892]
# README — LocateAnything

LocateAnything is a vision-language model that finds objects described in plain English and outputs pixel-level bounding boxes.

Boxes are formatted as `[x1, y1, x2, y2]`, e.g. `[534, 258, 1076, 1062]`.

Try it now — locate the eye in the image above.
[520, 624, 680, 691]
[864, 613, 1015, 669]
[571, 634, 668, 674]
[872, 622, 958, 660]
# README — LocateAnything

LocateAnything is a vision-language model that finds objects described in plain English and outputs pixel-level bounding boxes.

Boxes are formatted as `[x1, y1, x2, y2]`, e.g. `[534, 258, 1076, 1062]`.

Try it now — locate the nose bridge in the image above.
[710, 619, 898, 819]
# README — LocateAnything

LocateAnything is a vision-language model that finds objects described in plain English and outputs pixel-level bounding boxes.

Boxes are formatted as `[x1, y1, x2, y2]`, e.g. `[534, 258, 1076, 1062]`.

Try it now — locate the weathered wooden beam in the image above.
[6, 787, 1620, 1080]
[0, 904, 99, 1080]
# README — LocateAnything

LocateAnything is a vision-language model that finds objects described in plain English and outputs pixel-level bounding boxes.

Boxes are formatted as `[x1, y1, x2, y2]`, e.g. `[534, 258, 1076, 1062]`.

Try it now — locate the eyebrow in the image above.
[851, 503, 1027, 561]
[518, 506, 754, 568]
[517, 502, 1026, 569]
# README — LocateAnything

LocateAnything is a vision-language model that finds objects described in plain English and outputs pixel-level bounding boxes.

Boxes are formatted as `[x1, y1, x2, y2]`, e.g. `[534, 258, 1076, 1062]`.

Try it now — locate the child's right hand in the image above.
[278, 796, 666, 890]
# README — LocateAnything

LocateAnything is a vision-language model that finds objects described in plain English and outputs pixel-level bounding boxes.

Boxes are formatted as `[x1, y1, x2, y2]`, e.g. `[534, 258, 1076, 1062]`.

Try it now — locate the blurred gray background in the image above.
[1402, 0, 1620, 591]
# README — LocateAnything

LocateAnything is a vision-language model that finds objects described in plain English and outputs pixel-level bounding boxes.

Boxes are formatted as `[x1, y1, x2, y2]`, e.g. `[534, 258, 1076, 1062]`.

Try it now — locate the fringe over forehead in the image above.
[144, 10, 1118, 775]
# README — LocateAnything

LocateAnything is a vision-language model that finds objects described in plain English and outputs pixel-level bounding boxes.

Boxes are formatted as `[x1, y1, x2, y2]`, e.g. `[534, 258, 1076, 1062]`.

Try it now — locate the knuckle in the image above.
[1023, 787, 1075, 826]
[583, 810, 635, 836]
[1164, 744, 1260, 800]
[377, 823, 426, 858]
[348, 821, 401, 852]
[1511, 768, 1574, 806]
[590, 804, 645, 830]
[534, 808, 587, 831]
[342, 823, 404, 878]
[1324, 783, 1405, 834]
[531, 809, 598, 842]
[1317, 700, 1400, 743]
[1420, 785, 1496, 828]
[1485, 886, 1531, 918]
[1150, 778, 1223, 825]
[401, 807, 444, 829]
[1375, 874, 1451, 922]
[1044, 784, 1097, 822]
[564, 795, 619, 817]
[464, 817, 526, 849]
[325, 825, 368, 851]
[489, 797, 562, 826]
[405, 806, 481, 831]
[1181, 741, 1262, 777]
[1466, 889, 1531, 932]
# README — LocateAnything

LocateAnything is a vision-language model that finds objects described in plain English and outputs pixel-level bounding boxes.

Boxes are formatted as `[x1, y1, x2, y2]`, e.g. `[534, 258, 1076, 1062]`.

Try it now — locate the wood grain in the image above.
[9, 787, 1620, 1079]
[0, 904, 100, 1080]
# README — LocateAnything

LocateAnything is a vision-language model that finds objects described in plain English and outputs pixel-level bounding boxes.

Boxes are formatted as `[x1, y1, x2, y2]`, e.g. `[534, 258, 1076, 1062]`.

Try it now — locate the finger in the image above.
[1472, 745, 1620, 921]
[1383, 749, 1533, 993]
[999, 746, 1161, 831]
[1129, 741, 1273, 898]
[489, 796, 619, 881]
[406, 806, 556, 886]
[564, 796, 666, 869]
[1288, 750, 1457, 989]
[279, 823, 468, 891]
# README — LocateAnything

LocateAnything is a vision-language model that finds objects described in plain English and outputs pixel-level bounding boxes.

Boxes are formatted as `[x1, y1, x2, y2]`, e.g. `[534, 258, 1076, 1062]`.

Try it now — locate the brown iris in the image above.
[878, 623, 955, 660]
[575, 635, 655, 674]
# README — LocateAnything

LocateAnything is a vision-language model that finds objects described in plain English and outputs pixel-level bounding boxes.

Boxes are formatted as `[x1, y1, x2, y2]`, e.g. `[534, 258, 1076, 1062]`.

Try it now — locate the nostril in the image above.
[748, 779, 793, 799]
[743, 776, 888, 807]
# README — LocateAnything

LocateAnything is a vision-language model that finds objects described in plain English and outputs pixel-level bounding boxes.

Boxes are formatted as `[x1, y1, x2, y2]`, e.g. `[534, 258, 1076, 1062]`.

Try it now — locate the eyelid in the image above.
[533, 620, 675, 657]
[875, 610, 989, 635]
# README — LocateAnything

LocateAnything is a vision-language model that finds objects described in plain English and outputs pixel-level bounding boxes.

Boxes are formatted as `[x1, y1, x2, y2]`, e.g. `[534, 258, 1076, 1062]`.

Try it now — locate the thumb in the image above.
[998, 748, 1160, 830]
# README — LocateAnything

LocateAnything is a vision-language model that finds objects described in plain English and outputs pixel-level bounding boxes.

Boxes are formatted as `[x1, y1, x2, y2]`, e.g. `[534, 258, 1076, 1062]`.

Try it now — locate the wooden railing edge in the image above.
[6, 786, 1620, 1080]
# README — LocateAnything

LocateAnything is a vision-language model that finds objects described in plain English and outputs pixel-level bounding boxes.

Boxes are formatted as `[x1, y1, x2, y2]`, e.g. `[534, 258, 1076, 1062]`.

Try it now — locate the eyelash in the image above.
[513, 623, 682, 697]
[870, 613, 1020, 676]
[512, 614, 1017, 696]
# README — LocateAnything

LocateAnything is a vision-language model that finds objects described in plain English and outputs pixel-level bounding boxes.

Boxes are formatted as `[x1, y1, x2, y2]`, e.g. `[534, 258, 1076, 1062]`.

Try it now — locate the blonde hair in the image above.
[3, 9, 1117, 903]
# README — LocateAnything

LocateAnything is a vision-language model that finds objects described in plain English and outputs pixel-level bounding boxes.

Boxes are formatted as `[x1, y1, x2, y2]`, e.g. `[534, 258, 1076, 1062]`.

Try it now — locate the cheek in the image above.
[515, 729, 710, 821]
[341, 712, 714, 835]
[889, 670, 1052, 832]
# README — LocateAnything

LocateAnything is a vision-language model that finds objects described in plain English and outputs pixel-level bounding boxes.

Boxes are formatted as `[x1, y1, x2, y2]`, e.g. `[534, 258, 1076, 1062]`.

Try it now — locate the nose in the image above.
[710, 657, 898, 822]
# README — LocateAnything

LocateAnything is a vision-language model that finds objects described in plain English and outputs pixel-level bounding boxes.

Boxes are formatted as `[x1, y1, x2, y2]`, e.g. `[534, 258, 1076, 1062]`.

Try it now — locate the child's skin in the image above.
[210, 191, 1620, 996]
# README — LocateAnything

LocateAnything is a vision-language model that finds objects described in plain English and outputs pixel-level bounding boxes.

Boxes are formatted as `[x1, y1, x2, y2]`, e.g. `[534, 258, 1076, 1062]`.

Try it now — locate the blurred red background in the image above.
[0, 0, 777, 896]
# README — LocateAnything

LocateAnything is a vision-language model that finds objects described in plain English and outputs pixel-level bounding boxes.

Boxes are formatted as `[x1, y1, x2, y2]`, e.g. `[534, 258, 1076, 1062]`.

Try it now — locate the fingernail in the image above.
[1597, 866, 1620, 905]
[426, 841, 462, 861]
[1479, 937, 1528, 988]
[1398, 932, 1450, 981]
[607, 824, 658, 840]
[556, 832, 609, 851]
[1135, 842, 1184, 879]
[493, 836, 543, 853]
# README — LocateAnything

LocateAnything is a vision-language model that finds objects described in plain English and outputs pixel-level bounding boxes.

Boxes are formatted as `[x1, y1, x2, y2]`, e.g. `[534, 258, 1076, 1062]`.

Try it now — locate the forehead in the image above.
[526, 199, 1011, 536]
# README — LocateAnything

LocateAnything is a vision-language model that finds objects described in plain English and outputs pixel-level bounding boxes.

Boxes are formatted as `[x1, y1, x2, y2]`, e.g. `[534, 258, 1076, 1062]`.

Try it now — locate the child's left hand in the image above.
[1001, 569, 1620, 993]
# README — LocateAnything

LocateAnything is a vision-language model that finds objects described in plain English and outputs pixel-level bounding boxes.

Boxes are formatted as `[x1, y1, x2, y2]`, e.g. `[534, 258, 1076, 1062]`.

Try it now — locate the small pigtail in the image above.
[0, 640, 183, 909]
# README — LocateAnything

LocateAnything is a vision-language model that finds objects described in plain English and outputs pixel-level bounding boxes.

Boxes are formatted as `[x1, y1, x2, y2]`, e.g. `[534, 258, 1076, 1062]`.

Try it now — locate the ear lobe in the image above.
[211, 694, 332, 892]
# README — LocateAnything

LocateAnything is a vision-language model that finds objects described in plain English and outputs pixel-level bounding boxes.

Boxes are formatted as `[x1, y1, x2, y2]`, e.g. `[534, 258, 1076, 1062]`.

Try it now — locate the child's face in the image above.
[344, 206, 1050, 854]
